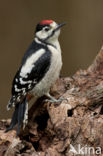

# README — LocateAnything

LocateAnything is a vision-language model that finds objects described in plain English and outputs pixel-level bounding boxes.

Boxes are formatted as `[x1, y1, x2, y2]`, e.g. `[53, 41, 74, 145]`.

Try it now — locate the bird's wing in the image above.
[8, 48, 51, 108]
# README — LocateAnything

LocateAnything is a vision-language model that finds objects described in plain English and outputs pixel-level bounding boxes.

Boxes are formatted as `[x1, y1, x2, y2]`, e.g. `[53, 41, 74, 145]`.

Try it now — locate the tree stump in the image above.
[0, 46, 103, 156]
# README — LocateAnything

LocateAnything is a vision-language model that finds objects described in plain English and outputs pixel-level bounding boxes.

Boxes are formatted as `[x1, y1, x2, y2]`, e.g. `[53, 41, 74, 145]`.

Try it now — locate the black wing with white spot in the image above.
[7, 40, 51, 109]
[12, 48, 51, 95]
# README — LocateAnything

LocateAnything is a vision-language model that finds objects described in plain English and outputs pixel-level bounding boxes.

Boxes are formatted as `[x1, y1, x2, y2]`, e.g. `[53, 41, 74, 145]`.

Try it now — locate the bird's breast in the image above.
[33, 45, 62, 97]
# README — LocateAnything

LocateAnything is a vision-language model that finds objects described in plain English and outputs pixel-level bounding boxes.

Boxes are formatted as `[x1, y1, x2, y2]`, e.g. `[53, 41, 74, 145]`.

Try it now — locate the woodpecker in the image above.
[6, 20, 65, 135]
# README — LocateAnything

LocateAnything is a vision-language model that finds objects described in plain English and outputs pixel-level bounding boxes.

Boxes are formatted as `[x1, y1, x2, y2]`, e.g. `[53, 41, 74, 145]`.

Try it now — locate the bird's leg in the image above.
[45, 93, 66, 103]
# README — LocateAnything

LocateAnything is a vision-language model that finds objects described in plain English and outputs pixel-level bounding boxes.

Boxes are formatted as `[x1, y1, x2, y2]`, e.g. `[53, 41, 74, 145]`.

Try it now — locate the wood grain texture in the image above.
[1, 46, 103, 155]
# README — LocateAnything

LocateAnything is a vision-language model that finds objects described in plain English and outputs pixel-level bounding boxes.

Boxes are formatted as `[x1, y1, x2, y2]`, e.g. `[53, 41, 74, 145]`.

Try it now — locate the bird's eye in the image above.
[44, 27, 50, 31]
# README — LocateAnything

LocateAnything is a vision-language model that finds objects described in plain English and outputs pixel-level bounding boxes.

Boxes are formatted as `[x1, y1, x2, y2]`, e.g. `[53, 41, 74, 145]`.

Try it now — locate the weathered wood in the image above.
[0, 46, 103, 156]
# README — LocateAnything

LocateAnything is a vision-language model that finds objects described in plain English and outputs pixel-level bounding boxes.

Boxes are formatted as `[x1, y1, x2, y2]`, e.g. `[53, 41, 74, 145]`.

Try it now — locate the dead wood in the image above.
[1, 46, 103, 155]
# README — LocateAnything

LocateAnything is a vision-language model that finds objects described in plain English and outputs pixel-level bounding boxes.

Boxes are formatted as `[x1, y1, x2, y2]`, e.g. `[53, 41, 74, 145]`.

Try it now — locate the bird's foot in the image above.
[45, 96, 67, 103]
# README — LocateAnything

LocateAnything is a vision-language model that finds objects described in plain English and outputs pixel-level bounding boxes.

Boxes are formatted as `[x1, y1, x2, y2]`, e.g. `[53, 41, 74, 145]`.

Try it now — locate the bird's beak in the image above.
[54, 22, 66, 32]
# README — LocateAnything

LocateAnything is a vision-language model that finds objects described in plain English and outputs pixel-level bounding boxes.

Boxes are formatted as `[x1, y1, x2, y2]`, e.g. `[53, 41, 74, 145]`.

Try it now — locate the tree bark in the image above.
[1, 46, 103, 156]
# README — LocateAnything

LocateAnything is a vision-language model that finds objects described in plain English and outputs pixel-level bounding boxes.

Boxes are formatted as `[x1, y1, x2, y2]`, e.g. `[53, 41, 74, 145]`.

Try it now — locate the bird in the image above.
[6, 20, 65, 136]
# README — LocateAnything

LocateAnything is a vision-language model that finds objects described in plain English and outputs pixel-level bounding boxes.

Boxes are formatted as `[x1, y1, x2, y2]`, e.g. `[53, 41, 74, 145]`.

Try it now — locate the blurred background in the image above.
[0, 0, 103, 119]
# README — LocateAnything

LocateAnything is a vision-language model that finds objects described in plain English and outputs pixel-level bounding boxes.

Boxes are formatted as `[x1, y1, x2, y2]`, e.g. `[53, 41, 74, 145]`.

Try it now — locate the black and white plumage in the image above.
[6, 20, 65, 135]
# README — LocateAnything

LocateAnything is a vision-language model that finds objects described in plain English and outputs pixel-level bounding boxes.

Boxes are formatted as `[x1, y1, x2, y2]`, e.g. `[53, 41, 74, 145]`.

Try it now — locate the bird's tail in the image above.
[5, 97, 28, 136]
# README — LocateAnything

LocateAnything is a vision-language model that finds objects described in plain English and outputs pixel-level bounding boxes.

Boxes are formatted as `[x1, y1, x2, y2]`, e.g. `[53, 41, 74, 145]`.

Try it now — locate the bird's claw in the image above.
[45, 97, 67, 103]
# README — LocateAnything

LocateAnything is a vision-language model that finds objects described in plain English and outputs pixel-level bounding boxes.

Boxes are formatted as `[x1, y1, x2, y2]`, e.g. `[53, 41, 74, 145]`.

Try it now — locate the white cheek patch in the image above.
[36, 31, 47, 39]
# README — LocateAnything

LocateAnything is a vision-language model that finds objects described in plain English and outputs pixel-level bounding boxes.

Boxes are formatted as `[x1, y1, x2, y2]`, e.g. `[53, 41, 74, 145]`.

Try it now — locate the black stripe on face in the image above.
[35, 24, 50, 33]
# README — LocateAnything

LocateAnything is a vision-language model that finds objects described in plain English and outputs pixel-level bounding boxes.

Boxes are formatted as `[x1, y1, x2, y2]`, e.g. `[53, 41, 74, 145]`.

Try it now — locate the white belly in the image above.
[32, 45, 62, 97]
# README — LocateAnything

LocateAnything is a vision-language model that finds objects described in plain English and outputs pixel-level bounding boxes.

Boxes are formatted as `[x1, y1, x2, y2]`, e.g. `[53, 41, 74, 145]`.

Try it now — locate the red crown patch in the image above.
[40, 20, 53, 25]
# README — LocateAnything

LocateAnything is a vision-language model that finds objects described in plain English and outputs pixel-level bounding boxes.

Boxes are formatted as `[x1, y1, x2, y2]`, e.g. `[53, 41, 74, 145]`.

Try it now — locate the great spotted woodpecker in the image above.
[6, 20, 65, 135]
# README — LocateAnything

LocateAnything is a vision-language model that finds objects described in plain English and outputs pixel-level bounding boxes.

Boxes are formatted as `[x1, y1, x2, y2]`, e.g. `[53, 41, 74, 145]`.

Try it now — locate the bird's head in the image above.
[35, 20, 66, 43]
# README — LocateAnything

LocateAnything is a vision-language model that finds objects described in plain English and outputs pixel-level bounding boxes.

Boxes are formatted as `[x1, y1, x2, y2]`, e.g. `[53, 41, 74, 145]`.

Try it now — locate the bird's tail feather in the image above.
[5, 98, 28, 136]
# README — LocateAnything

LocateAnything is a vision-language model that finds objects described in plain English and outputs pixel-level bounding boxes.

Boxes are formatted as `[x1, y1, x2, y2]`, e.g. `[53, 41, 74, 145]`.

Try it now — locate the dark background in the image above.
[0, 0, 103, 119]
